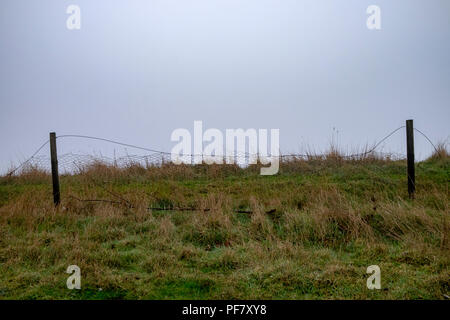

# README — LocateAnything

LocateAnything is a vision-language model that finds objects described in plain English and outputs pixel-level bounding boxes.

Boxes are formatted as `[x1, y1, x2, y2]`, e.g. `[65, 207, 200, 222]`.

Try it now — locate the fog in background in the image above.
[1, 0, 449, 173]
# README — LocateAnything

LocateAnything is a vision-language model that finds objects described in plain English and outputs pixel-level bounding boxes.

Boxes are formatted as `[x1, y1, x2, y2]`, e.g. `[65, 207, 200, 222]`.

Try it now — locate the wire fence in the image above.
[3, 123, 445, 210]
[5, 126, 441, 176]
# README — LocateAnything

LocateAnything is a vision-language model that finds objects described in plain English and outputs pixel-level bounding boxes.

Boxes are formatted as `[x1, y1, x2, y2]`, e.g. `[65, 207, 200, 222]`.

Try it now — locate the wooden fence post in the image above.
[406, 120, 415, 199]
[50, 132, 60, 206]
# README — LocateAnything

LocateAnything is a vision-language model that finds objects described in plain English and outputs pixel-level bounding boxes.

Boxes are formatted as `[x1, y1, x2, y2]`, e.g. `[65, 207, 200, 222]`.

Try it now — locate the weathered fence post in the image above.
[406, 120, 415, 199]
[50, 132, 60, 206]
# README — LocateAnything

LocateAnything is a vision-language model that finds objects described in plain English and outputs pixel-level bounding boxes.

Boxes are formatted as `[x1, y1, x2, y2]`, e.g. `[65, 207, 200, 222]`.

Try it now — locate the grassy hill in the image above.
[0, 153, 448, 299]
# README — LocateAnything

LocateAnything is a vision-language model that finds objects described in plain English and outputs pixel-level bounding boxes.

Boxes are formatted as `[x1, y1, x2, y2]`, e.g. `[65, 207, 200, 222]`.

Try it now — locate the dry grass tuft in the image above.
[427, 142, 450, 161]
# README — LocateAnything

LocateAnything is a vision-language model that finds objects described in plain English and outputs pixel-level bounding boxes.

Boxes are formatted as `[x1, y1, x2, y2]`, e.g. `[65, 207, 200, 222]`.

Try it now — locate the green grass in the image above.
[0, 157, 448, 299]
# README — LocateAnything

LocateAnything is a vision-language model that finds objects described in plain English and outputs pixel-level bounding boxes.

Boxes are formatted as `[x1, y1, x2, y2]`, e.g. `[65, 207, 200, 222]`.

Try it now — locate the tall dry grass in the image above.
[0, 148, 448, 299]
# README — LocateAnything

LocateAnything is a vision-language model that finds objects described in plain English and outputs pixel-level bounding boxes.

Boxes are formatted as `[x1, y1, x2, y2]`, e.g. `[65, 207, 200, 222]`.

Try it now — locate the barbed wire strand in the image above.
[5, 126, 442, 176]
[71, 161, 134, 208]
[344, 126, 406, 158]
[69, 195, 274, 214]
[6, 140, 50, 176]
[414, 128, 438, 153]
[280, 126, 406, 159]
[57, 135, 170, 154]
[57, 126, 408, 159]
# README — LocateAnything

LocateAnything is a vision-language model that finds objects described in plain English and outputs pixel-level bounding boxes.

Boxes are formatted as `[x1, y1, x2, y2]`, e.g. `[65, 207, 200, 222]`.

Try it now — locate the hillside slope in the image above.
[0, 156, 448, 299]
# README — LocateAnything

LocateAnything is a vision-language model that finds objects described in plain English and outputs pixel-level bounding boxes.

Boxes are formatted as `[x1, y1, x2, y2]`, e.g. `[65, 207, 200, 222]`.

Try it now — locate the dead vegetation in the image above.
[0, 151, 448, 299]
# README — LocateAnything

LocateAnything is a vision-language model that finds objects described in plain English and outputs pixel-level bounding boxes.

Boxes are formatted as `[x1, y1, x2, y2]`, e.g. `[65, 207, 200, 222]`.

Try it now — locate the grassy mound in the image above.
[0, 154, 448, 299]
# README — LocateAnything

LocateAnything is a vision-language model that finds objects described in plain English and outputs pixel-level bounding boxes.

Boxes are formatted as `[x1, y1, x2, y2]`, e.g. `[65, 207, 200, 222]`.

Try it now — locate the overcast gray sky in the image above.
[0, 0, 449, 173]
